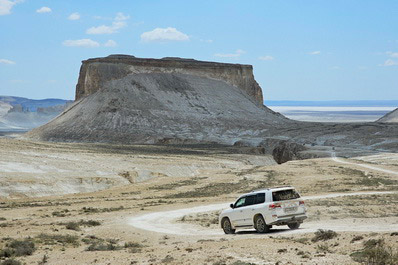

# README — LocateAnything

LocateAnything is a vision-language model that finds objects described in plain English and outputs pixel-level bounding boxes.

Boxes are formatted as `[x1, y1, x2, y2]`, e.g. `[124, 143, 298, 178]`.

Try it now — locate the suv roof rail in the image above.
[250, 186, 293, 193]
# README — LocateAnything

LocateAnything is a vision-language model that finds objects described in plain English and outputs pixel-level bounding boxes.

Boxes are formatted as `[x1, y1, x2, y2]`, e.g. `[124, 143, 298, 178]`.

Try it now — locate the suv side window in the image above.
[244, 195, 256, 206]
[234, 197, 246, 208]
[255, 193, 265, 204]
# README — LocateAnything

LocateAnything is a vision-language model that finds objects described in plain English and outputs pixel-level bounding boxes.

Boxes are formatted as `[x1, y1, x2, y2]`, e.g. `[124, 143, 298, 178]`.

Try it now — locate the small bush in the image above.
[7, 239, 35, 256]
[0, 259, 22, 265]
[0, 248, 14, 258]
[312, 229, 338, 242]
[51, 209, 69, 217]
[316, 243, 331, 253]
[0, 217, 6, 221]
[65, 222, 80, 231]
[81, 220, 101, 227]
[86, 243, 121, 251]
[124, 242, 143, 253]
[351, 235, 364, 243]
[351, 240, 398, 265]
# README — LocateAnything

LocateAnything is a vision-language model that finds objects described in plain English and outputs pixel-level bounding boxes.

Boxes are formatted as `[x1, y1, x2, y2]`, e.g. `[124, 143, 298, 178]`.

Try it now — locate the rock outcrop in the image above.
[75, 55, 264, 104]
[26, 55, 289, 144]
[377, 108, 398, 123]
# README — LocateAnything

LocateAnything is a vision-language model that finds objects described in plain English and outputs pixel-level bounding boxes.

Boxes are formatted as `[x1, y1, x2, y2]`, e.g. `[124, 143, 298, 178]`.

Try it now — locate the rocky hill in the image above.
[377, 108, 398, 123]
[26, 55, 289, 144]
[0, 97, 71, 130]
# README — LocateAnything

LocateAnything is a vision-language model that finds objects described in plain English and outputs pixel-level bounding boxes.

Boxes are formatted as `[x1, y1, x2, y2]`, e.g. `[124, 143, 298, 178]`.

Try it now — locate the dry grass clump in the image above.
[311, 229, 338, 242]
[351, 239, 398, 265]
[0, 259, 22, 265]
[63, 219, 102, 231]
[0, 239, 35, 258]
[36, 233, 80, 247]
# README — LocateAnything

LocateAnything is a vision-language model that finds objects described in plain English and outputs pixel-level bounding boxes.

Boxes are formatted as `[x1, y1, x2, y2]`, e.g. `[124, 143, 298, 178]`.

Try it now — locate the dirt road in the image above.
[128, 190, 397, 236]
[128, 153, 398, 236]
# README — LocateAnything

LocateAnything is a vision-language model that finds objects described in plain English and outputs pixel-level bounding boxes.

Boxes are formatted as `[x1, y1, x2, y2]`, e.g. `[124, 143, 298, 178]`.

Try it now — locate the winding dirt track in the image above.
[128, 154, 398, 236]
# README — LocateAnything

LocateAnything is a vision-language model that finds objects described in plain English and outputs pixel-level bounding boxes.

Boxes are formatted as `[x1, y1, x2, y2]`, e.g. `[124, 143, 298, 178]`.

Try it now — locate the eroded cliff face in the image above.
[75, 55, 263, 104]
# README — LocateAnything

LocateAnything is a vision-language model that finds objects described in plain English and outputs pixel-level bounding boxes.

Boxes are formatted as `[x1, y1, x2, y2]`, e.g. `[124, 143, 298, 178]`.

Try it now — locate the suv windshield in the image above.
[272, 189, 300, 201]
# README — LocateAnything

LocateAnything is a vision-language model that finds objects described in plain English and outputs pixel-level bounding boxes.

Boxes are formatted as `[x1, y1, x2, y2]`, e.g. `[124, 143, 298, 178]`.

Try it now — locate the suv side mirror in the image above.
[230, 203, 234, 209]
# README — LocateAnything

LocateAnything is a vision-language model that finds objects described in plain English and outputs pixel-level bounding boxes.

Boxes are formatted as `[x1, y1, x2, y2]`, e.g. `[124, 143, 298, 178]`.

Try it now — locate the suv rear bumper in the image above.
[269, 214, 307, 225]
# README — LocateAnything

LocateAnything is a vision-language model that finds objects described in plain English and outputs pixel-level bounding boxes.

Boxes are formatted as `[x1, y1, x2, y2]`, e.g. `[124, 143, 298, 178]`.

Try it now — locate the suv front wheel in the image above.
[222, 218, 235, 234]
[254, 215, 270, 233]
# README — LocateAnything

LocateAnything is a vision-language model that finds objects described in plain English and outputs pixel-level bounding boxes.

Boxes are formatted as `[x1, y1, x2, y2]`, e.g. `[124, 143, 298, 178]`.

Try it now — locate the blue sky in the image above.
[1, 0, 397, 101]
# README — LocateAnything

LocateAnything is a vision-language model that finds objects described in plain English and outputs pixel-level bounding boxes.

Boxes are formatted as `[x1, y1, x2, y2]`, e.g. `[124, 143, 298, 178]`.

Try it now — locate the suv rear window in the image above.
[272, 189, 300, 201]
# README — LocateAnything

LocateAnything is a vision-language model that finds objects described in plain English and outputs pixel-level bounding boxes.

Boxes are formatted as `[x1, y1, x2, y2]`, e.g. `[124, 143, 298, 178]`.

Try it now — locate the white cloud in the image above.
[36, 6, 51, 13]
[0, 58, 16, 64]
[258, 55, 274, 61]
[115, 12, 129, 21]
[86, 12, 129, 34]
[0, 0, 22, 15]
[62, 39, 100, 48]
[383, 59, 398, 66]
[104, 40, 117, 47]
[309, 51, 321, 55]
[68, 12, 80, 20]
[387, 51, 398, 58]
[214, 49, 246, 58]
[141, 27, 189, 42]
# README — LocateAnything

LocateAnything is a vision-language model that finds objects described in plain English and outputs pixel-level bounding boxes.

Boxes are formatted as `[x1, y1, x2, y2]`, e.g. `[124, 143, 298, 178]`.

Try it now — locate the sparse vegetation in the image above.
[0, 239, 35, 257]
[65, 221, 80, 231]
[0, 259, 22, 265]
[351, 239, 398, 264]
[86, 242, 121, 251]
[81, 206, 124, 213]
[52, 209, 69, 217]
[38, 254, 48, 265]
[178, 211, 219, 228]
[312, 229, 338, 242]
[62, 219, 102, 231]
[164, 179, 250, 198]
[351, 235, 364, 243]
[316, 243, 332, 253]
[36, 233, 80, 247]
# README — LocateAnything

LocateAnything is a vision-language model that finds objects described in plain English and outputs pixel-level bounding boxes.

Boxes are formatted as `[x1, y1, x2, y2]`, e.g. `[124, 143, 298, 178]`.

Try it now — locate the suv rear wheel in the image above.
[254, 215, 270, 233]
[287, 222, 300, 229]
[222, 218, 235, 234]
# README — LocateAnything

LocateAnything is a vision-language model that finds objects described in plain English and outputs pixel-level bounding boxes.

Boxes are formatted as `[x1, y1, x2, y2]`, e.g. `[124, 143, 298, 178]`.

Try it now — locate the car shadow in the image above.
[235, 228, 297, 235]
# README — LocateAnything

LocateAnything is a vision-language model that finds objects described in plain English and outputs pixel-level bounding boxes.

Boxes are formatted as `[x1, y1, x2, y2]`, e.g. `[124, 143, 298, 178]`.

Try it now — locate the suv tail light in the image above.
[299, 200, 305, 205]
[269, 203, 281, 209]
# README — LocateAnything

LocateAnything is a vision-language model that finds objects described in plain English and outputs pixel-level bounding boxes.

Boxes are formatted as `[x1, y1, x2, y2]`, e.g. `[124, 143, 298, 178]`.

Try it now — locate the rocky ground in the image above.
[0, 137, 397, 264]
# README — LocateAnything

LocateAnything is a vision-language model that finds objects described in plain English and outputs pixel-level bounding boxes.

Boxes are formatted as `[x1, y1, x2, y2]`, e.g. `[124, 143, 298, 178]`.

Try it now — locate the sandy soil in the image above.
[0, 138, 397, 265]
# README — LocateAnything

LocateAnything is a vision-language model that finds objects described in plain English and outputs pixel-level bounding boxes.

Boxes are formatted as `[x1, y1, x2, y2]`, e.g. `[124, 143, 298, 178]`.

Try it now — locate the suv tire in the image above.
[222, 218, 235, 234]
[254, 215, 270, 233]
[287, 222, 300, 230]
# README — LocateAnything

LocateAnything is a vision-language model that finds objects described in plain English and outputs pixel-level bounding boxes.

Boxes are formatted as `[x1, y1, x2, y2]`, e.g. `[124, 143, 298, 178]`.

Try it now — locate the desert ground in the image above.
[0, 136, 397, 265]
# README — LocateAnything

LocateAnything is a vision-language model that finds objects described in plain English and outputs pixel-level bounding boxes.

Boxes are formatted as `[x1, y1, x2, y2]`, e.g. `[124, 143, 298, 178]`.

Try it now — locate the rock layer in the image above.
[75, 55, 264, 104]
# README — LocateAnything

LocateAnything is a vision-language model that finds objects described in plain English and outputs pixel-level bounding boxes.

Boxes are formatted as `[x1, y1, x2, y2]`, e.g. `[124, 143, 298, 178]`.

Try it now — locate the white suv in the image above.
[219, 186, 307, 234]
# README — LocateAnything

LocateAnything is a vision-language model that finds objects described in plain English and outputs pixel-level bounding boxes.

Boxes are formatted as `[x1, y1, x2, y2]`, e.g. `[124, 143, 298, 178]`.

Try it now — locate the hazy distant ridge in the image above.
[0, 96, 71, 112]
[265, 100, 398, 107]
